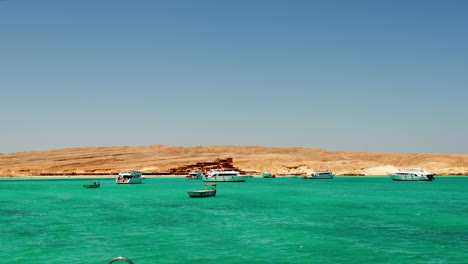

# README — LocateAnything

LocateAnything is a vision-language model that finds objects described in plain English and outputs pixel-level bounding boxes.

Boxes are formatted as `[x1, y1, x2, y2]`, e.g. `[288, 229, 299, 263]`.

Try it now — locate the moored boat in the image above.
[390, 168, 435, 181]
[116, 170, 144, 184]
[187, 183, 217, 198]
[202, 169, 250, 182]
[277, 174, 301, 178]
[304, 170, 335, 179]
[262, 172, 276, 178]
[83, 181, 100, 188]
[186, 170, 203, 179]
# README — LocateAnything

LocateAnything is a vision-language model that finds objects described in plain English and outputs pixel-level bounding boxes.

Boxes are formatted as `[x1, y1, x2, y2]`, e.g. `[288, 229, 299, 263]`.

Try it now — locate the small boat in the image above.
[202, 169, 250, 182]
[303, 170, 335, 179]
[116, 170, 144, 184]
[83, 181, 100, 188]
[187, 183, 217, 198]
[390, 168, 435, 181]
[262, 172, 275, 178]
[186, 170, 203, 179]
[277, 174, 301, 178]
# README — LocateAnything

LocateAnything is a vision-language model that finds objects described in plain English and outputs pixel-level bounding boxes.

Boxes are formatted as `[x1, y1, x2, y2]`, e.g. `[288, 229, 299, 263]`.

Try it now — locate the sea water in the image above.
[0, 176, 467, 264]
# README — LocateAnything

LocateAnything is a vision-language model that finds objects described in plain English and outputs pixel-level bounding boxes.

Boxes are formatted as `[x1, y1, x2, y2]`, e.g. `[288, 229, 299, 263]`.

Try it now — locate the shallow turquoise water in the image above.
[0, 176, 467, 264]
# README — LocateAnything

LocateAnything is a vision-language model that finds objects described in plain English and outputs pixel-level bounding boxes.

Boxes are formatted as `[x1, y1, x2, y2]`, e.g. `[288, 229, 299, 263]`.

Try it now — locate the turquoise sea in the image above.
[0, 176, 467, 264]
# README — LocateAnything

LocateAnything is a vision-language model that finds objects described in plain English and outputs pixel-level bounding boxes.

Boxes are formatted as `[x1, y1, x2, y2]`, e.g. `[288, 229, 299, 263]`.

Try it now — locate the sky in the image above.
[1, 0, 467, 154]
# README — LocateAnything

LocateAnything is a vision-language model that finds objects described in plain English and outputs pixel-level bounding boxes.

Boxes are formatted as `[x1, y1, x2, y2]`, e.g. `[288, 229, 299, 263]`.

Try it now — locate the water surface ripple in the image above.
[0, 176, 467, 264]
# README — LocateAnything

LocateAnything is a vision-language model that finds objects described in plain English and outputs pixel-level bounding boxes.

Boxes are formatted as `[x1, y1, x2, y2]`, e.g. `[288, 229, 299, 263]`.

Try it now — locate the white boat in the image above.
[304, 170, 335, 179]
[390, 168, 435, 181]
[277, 174, 301, 178]
[186, 170, 203, 179]
[116, 170, 144, 184]
[202, 169, 250, 182]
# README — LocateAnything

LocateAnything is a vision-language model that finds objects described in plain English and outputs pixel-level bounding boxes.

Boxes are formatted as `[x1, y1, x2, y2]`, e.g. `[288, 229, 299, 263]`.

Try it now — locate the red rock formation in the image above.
[169, 158, 247, 175]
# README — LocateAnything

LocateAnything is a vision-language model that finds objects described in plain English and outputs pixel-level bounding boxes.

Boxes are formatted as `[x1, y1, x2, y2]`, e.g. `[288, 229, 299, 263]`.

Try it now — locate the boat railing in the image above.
[395, 168, 431, 174]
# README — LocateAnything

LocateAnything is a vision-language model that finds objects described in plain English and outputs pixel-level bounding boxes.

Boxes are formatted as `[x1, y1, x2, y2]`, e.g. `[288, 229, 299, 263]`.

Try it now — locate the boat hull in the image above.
[116, 177, 144, 184]
[83, 184, 100, 188]
[187, 190, 216, 197]
[305, 175, 335, 179]
[277, 175, 301, 178]
[390, 175, 434, 181]
[202, 176, 247, 182]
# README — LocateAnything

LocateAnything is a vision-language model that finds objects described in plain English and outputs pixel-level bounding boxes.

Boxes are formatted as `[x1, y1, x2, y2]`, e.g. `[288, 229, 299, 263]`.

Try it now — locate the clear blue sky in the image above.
[1, 0, 467, 154]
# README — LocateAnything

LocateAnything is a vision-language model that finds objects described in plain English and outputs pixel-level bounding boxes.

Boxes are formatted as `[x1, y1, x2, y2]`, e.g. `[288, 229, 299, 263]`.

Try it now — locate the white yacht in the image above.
[390, 168, 435, 181]
[304, 170, 335, 179]
[202, 169, 250, 182]
[116, 170, 144, 184]
[186, 170, 203, 180]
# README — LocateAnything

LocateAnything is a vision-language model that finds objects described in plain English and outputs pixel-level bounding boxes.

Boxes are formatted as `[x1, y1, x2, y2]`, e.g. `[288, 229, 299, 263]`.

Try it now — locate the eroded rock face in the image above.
[1, 144, 467, 176]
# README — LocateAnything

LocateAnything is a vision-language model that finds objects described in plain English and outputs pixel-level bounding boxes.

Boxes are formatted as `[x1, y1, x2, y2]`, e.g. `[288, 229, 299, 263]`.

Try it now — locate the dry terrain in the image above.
[1, 144, 468, 176]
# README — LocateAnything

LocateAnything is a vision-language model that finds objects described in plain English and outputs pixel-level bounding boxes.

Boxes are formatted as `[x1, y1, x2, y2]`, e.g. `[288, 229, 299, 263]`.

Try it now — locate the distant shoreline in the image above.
[1, 175, 466, 180]
[0, 175, 185, 179]
[2, 145, 468, 176]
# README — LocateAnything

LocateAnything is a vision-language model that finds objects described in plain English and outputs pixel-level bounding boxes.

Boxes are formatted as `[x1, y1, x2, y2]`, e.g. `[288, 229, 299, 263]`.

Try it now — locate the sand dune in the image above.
[1, 144, 468, 176]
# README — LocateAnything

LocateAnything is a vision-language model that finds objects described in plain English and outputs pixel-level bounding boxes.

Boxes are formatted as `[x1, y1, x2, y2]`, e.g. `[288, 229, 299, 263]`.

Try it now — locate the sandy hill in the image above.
[1, 144, 468, 176]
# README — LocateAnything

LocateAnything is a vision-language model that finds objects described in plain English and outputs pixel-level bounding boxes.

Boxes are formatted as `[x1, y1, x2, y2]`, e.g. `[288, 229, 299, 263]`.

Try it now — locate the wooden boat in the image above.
[83, 181, 100, 188]
[187, 184, 217, 198]
[262, 172, 275, 178]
